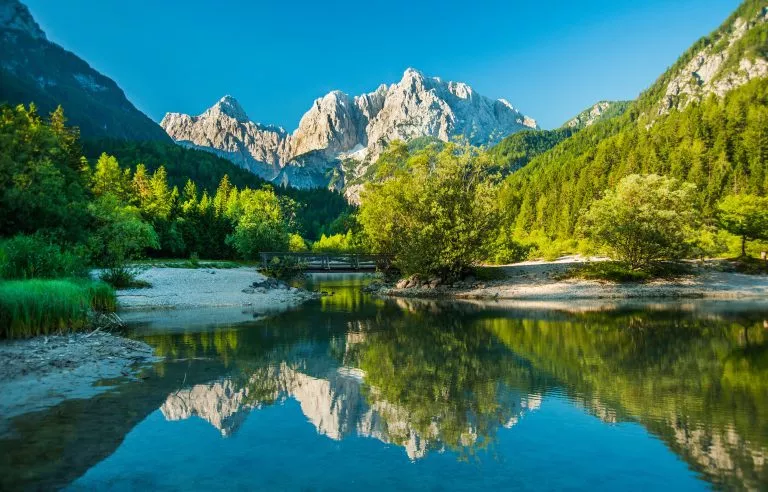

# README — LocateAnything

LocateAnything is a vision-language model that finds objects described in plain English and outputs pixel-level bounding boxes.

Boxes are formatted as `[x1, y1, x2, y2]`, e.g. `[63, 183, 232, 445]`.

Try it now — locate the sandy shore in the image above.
[379, 257, 768, 300]
[118, 267, 318, 310]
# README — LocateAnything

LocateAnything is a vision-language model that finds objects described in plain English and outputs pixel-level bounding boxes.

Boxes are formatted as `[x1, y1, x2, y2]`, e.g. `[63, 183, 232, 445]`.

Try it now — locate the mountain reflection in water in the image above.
[1, 274, 767, 491]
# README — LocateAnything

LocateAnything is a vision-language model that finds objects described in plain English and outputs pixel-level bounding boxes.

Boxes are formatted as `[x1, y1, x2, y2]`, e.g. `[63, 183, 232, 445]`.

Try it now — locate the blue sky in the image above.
[25, 0, 740, 130]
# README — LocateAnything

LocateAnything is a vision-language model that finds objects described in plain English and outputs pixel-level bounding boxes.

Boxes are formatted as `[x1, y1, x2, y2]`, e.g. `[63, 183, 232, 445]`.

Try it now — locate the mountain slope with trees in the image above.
[499, 0, 768, 242]
[0, 0, 169, 142]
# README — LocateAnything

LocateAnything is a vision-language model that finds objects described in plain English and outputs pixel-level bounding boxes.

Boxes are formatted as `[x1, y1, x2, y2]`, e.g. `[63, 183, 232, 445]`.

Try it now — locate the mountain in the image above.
[0, 0, 169, 141]
[500, 0, 768, 240]
[161, 68, 538, 189]
[562, 100, 630, 129]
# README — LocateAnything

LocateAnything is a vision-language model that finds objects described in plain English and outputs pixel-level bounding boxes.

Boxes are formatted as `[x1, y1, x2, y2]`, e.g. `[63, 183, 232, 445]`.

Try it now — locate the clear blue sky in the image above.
[24, 0, 740, 130]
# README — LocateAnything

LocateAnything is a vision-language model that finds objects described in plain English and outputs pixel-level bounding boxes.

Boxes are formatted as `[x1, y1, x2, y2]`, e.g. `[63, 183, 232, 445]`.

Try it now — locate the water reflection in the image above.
[1, 275, 767, 490]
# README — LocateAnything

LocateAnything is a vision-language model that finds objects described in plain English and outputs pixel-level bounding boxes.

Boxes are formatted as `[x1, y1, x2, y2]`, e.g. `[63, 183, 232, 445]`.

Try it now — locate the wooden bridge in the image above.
[259, 252, 394, 272]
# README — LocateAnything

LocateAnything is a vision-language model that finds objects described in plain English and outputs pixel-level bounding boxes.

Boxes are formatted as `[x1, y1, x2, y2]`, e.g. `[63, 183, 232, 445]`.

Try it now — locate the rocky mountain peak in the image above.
[0, 0, 46, 40]
[162, 69, 537, 190]
[207, 95, 249, 122]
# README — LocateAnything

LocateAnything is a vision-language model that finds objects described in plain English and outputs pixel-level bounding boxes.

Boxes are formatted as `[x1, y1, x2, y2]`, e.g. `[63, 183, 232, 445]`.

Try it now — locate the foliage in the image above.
[225, 187, 290, 259]
[311, 231, 363, 253]
[0, 234, 87, 279]
[261, 256, 305, 280]
[579, 174, 699, 270]
[359, 142, 499, 279]
[0, 279, 116, 338]
[488, 128, 577, 174]
[82, 139, 354, 241]
[87, 195, 159, 267]
[501, 78, 768, 241]
[0, 104, 90, 243]
[288, 234, 308, 252]
[98, 266, 150, 289]
[716, 194, 768, 256]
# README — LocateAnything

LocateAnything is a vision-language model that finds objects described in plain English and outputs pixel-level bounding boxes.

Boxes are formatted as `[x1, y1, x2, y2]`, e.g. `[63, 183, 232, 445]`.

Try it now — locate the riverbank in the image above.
[0, 331, 158, 433]
[0, 267, 320, 426]
[374, 257, 768, 300]
[117, 266, 319, 310]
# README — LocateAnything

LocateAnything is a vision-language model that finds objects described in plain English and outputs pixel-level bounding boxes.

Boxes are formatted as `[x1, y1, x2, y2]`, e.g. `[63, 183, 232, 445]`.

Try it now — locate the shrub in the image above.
[580, 174, 699, 271]
[288, 234, 308, 252]
[311, 231, 362, 254]
[99, 266, 150, 289]
[0, 234, 88, 279]
[0, 279, 116, 338]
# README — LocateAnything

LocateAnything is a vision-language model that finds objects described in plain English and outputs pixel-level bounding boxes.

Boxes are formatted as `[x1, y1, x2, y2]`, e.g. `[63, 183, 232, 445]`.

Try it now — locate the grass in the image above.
[99, 266, 151, 289]
[558, 261, 693, 283]
[0, 279, 117, 338]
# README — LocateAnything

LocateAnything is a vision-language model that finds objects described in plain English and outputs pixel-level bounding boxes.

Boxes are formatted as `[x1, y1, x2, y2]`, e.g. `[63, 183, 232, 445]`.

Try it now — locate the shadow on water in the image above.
[1, 273, 768, 490]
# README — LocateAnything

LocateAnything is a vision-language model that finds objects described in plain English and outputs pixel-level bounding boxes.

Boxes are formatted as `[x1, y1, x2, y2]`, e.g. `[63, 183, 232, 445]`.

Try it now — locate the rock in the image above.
[564, 101, 629, 129]
[429, 279, 441, 289]
[655, 11, 768, 116]
[241, 288, 255, 294]
[396, 279, 409, 289]
[161, 68, 537, 191]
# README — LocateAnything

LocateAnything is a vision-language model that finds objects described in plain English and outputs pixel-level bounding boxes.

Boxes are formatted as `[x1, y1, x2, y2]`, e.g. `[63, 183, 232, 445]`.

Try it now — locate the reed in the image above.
[0, 279, 117, 338]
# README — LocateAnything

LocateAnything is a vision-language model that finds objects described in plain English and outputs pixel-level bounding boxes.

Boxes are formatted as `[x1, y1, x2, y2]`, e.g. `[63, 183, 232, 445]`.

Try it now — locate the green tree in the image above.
[580, 174, 699, 270]
[359, 142, 499, 279]
[91, 153, 131, 201]
[87, 195, 159, 267]
[225, 188, 289, 259]
[716, 194, 768, 257]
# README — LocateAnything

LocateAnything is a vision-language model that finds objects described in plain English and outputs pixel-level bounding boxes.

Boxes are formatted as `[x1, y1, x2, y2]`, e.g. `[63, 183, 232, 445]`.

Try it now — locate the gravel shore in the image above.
[379, 257, 768, 300]
[117, 267, 318, 310]
[0, 332, 158, 433]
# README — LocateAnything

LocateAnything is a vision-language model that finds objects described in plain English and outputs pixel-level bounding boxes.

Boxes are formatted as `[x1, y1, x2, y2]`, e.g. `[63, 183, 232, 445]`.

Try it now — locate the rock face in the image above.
[563, 100, 630, 129]
[656, 6, 768, 115]
[161, 68, 537, 186]
[0, 0, 170, 141]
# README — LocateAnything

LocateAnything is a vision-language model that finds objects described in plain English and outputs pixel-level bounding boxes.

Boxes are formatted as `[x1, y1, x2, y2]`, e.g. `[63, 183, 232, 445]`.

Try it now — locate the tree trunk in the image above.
[742, 235, 747, 257]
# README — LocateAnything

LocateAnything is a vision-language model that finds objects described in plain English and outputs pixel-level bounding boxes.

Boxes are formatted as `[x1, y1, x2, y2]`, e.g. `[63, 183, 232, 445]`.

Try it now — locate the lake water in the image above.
[2, 273, 768, 491]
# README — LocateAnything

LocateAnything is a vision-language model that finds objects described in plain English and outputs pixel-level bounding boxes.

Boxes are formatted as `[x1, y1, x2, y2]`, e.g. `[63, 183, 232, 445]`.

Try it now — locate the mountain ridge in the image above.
[0, 0, 170, 142]
[161, 68, 538, 189]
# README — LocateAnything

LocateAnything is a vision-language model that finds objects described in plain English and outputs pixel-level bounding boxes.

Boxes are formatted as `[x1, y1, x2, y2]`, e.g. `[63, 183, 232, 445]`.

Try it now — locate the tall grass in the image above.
[0, 279, 116, 338]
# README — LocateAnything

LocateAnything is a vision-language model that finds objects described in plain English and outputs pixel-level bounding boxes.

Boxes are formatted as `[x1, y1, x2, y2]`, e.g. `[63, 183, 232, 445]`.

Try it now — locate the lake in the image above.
[2, 273, 767, 490]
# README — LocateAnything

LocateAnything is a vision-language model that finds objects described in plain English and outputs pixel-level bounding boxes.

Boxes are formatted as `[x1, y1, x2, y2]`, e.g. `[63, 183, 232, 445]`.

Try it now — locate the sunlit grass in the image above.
[0, 279, 116, 338]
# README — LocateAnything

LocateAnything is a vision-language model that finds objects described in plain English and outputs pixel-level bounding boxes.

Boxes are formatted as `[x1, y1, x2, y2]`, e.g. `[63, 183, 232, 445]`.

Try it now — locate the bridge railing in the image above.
[259, 252, 394, 271]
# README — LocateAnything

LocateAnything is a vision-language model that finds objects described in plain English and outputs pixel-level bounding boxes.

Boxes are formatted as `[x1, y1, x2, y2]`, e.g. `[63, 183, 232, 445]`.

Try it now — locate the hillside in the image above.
[562, 101, 631, 129]
[0, 0, 169, 142]
[500, 0, 768, 240]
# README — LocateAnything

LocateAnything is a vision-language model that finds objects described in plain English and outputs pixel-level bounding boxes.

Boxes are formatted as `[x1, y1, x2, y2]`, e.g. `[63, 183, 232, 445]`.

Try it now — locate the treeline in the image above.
[0, 103, 354, 278]
[501, 77, 768, 241]
[81, 138, 353, 241]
